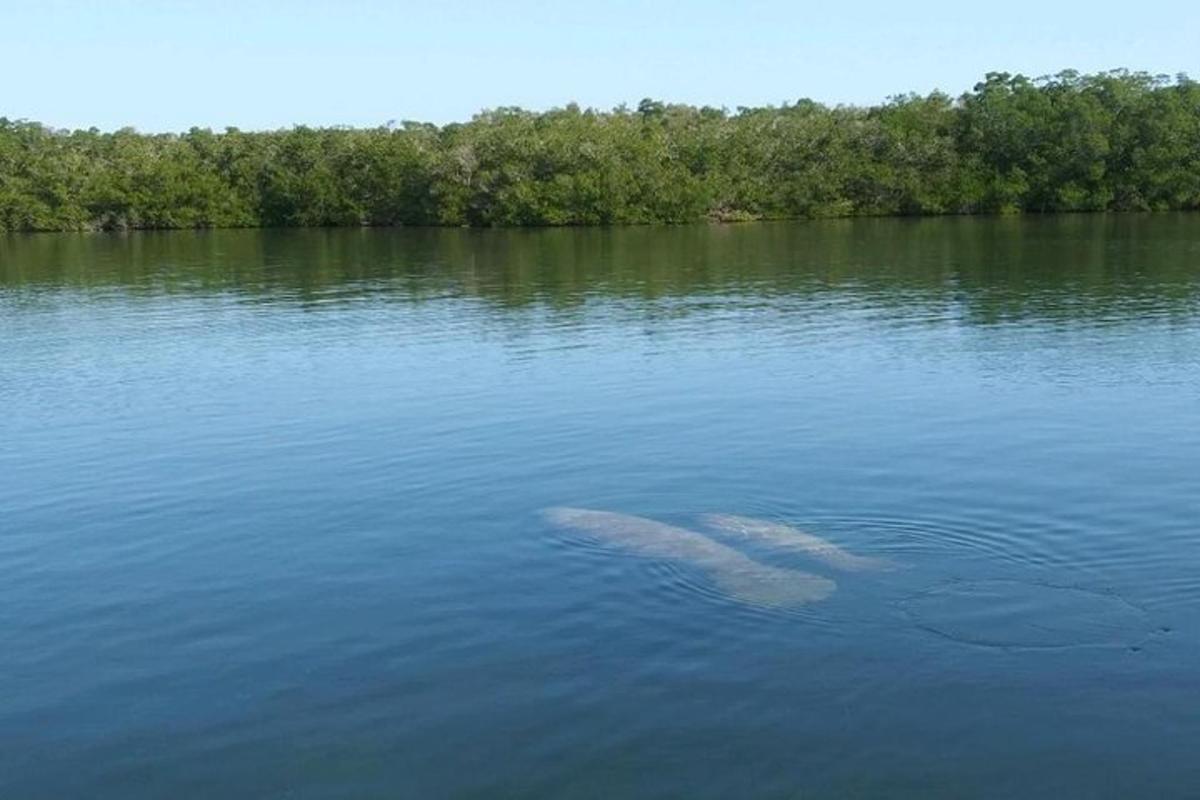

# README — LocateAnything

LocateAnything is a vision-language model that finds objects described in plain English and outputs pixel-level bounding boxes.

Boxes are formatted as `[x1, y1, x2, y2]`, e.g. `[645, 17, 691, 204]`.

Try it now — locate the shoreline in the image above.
[5, 207, 1199, 237]
[4, 70, 1199, 233]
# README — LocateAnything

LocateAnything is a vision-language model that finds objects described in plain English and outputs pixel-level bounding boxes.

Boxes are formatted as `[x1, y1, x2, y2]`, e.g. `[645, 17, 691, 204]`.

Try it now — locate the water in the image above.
[2, 217, 1199, 798]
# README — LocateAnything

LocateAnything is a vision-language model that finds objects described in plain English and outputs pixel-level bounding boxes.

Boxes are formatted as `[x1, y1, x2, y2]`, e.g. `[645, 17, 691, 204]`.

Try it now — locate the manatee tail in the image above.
[713, 564, 836, 608]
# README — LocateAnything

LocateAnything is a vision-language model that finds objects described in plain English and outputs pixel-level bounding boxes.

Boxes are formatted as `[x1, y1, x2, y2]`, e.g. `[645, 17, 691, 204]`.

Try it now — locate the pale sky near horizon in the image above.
[3, 0, 1198, 132]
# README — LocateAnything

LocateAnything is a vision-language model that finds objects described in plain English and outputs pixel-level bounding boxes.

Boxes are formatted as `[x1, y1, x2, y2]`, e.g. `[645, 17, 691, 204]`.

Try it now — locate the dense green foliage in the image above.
[2, 70, 1198, 231]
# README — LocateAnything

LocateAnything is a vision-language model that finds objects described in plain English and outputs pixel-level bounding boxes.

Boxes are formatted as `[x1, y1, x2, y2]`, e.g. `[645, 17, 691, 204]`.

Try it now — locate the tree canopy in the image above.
[2, 70, 1198, 231]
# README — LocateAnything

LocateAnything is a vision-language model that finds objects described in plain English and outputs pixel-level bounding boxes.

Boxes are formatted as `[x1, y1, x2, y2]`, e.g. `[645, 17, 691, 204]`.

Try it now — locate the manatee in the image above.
[543, 507, 836, 608]
[700, 513, 892, 572]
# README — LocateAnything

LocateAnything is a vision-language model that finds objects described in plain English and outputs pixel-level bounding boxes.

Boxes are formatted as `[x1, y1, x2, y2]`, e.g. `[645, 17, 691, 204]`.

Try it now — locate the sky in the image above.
[2, 0, 1198, 132]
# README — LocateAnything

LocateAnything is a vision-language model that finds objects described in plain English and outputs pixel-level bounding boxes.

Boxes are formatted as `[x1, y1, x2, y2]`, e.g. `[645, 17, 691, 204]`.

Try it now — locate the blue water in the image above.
[3, 218, 1199, 798]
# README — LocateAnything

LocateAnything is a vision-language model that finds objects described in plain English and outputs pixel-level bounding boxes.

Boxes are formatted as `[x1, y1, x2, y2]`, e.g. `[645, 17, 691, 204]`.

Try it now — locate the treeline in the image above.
[2, 70, 1199, 231]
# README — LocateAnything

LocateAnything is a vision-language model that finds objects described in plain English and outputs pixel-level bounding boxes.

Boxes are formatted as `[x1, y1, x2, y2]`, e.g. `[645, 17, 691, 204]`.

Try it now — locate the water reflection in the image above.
[4, 216, 1199, 328]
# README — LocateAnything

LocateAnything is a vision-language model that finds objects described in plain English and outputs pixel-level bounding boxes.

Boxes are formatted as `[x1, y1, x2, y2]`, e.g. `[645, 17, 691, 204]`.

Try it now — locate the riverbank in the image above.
[3, 70, 1198, 233]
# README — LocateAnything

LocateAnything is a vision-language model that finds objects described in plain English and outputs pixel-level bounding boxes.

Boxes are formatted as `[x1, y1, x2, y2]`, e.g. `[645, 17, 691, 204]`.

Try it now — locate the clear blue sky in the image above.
[3, 0, 1197, 132]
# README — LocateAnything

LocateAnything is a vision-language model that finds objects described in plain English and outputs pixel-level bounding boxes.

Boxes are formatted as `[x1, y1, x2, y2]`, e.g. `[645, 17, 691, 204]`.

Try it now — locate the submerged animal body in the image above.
[700, 513, 891, 572]
[543, 507, 836, 608]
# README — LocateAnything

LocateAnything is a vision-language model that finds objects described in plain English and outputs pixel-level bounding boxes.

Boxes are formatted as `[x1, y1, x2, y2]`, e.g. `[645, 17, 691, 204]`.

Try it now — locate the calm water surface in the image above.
[3, 217, 1199, 798]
